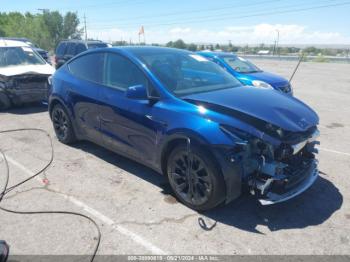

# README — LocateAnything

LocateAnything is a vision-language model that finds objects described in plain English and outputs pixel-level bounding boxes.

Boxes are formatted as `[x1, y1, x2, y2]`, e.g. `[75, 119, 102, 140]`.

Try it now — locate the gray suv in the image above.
[54, 40, 109, 69]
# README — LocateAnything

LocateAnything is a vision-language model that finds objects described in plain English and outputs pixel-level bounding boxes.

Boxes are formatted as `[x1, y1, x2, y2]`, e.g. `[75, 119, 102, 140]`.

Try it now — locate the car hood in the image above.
[183, 87, 319, 132]
[0, 64, 55, 77]
[242, 71, 288, 86]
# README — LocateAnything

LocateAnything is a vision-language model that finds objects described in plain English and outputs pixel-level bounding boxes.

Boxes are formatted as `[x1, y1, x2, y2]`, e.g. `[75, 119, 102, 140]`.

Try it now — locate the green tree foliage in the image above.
[0, 11, 82, 51]
[166, 39, 198, 51]
[187, 43, 197, 51]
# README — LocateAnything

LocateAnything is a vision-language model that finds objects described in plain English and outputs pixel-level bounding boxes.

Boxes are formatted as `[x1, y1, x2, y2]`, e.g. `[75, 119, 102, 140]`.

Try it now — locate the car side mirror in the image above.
[125, 84, 148, 100]
[125, 84, 160, 105]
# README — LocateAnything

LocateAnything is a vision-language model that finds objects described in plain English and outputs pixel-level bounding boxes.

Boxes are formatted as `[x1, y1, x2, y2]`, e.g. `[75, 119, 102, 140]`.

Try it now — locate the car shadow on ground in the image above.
[73, 141, 343, 234]
[0, 104, 47, 115]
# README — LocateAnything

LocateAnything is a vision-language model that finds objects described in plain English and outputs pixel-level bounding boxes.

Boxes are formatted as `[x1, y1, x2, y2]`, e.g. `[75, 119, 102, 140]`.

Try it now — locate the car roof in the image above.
[71, 46, 193, 62]
[197, 51, 237, 58]
[112, 46, 192, 54]
[0, 39, 30, 47]
[60, 39, 107, 44]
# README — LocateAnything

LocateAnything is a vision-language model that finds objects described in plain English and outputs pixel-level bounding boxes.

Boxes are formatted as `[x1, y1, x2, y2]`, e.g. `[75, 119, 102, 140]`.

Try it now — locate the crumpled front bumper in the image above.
[259, 159, 319, 205]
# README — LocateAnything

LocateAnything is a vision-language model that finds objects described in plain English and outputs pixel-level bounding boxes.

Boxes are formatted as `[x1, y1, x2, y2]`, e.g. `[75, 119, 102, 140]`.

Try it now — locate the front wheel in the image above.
[167, 144, 225, 211]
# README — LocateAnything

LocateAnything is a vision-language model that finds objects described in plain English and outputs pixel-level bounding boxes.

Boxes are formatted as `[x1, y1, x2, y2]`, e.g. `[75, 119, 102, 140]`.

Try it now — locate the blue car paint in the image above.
[49, 46, 319, 205]
[197, 51, 292, 94]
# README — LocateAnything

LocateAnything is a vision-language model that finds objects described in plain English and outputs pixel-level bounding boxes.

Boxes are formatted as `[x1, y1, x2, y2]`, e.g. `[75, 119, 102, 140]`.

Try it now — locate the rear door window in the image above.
[68, 53, 104, 84]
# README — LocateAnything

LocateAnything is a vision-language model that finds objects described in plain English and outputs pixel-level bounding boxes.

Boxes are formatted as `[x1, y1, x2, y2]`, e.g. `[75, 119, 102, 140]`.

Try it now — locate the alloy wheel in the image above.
[168, 150, 213, 206]
[52, 108, 69, 140]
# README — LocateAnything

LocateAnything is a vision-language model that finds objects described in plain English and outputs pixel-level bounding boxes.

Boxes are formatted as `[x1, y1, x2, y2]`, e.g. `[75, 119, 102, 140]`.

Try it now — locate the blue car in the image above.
[49, 47, 319, 211]
[198, 51, 293, 95]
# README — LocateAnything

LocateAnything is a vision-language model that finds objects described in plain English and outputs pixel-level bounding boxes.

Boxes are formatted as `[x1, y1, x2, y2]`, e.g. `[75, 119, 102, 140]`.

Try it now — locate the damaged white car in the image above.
[0, 39, 55, 110]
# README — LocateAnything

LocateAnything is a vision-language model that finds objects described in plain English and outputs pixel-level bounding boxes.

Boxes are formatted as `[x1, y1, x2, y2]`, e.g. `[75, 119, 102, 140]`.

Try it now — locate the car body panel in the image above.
[0, 63, 54, 77]
[198, 51, 292, 94]
[98, 85, 160, 164]
[54, 66, 101, 142]
[183, 86, 318, 132]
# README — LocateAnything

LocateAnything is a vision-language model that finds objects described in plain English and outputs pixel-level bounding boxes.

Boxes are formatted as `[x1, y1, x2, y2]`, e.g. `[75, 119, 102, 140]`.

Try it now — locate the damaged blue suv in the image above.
[49, 47, 319, 211]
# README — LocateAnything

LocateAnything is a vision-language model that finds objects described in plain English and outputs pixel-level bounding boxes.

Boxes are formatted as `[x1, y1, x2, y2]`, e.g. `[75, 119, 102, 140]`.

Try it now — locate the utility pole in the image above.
[84, 13, 87, 41]
[275, 29, 280, 57]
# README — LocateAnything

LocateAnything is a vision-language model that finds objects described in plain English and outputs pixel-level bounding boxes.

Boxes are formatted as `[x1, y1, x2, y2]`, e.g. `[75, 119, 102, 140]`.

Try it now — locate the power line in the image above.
[91, 0, 283, 24]
[90, 1, 350, 30]
[58, 0, 154, 11]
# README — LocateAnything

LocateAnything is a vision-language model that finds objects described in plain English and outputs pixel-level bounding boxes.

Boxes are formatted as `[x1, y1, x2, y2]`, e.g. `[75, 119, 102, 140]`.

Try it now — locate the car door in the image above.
[98, 52, 160, 164]
[66, 52, 105, 143]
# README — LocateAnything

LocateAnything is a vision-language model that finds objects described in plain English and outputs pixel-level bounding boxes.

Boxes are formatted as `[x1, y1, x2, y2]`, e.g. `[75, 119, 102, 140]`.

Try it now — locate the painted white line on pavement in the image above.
[5, 155, 167, 255]
[319, 148, 350, 157]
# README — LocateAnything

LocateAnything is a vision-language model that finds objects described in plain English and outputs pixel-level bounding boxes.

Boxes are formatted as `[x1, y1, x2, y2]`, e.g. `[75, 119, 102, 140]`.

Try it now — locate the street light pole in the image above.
[84, 14, 87, 41]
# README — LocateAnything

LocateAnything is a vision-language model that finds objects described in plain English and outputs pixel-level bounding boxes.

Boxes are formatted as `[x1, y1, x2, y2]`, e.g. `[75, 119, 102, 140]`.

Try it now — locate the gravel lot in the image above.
[0, 59, 349, 256]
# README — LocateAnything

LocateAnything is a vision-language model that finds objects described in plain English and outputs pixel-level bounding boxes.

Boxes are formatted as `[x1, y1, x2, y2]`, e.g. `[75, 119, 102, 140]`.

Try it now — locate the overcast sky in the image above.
[2, 0, 350, 45]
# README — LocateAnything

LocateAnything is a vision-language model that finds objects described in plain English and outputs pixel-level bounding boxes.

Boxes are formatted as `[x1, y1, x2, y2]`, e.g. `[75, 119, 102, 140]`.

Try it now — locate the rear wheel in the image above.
[51, 104, 76, 144]
[167, 144, 225, 211]
[0, 93, 11, 110]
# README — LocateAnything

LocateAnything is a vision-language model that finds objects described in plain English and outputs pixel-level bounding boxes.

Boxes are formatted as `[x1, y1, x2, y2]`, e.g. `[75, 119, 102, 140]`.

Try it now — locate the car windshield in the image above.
[220, 55, 262, 73]
[0, 46, 46, 67]
[131, 49, 242, 96]
[87, 43, 108, 49]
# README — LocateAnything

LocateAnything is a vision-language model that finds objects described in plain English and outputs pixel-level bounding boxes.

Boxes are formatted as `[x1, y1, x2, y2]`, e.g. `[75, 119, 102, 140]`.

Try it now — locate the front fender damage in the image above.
[213, 125, 320, 205]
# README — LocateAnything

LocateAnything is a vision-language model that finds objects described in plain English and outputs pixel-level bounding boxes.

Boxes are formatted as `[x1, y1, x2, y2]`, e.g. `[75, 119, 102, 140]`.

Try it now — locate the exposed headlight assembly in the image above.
[252, 80, 273, 89]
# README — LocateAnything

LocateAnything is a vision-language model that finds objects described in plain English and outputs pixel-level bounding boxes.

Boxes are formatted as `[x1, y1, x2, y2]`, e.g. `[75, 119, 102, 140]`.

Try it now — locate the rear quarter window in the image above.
[56, 42, 67, 55]
[66, 43, 77, 56]
[75, 43, 87, 54]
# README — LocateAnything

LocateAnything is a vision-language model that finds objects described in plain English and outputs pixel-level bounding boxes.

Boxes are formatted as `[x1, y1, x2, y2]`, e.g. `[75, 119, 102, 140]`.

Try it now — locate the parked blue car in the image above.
[198, 51, 293, 95]
[49, 47, 319, 211]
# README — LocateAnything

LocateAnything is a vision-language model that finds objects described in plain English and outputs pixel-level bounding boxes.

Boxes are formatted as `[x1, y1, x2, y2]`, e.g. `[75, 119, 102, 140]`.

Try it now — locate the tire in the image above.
[167, 144, 226, 211]
[0, 93, 11, 110]
[51, 104, 76, 144]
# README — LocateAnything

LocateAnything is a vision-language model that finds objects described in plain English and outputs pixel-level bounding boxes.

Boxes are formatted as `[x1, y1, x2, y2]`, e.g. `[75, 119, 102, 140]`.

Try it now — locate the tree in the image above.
[172, 39, 187, 49]
[62, 12, 82, 40]
[0, 11, 82, 50]
[187, 43, 197, 51]
[166, 41, 174, 47]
